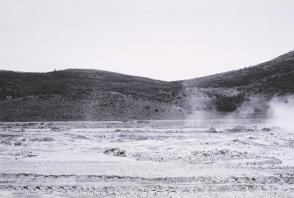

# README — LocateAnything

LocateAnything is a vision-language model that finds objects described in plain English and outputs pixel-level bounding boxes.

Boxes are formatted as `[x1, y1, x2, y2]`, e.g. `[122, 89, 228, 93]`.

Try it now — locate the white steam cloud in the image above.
[268, 95, 294, 130]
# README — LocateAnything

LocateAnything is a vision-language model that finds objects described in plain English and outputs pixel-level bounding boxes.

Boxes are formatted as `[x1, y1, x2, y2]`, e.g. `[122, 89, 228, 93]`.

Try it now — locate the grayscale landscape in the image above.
[1, 1, 294, 197]
[1, 50, 294, 197]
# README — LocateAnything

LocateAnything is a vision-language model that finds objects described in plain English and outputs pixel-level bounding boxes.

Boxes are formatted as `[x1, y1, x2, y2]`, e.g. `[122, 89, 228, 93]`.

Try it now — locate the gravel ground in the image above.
[0, 120, 294, 197]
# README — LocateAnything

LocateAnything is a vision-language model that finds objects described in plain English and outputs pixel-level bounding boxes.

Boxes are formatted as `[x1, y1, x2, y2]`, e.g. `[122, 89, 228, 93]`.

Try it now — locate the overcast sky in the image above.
[0, 0, 294, 81]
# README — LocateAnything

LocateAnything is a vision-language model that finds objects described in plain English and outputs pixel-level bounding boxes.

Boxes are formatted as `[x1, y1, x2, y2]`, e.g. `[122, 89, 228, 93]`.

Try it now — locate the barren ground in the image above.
[0, 120, 294, 197]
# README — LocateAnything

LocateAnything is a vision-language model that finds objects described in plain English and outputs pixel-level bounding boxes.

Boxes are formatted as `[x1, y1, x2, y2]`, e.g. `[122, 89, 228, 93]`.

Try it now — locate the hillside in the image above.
[180, 50, 294, 114]
[0, 50, 294, 121]
[183, 50, 294, 94]
[0, 69, 185, 121]
[0, 69, 181, 101]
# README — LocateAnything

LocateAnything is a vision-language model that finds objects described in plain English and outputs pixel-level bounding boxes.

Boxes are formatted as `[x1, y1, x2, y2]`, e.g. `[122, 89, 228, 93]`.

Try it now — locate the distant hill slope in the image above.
[0, 69, 185, 121]
[0, 50, 294, 121]
[0, 69, 181, 101]
[183, 50, 294, 94]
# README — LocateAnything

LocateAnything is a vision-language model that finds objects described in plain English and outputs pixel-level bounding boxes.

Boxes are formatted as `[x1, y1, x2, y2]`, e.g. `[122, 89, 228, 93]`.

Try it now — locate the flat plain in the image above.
[0, 120, 294, 198]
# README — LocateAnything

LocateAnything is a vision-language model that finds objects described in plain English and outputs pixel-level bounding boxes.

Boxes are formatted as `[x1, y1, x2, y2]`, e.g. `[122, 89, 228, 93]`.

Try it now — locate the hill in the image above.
[0, 69, 185, 121]
[0, 50, 294, 121]
[183, 50, 294, 94]
[180, 50, 294, 114]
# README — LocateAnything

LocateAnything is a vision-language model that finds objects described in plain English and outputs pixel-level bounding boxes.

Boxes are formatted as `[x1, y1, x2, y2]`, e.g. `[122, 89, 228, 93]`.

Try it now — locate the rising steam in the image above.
[267, 95, 294, 130]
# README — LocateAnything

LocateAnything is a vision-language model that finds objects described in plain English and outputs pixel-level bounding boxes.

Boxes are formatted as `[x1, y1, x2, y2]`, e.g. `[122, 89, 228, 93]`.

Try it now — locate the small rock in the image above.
[207, 127, 217, 133]
[262, 128, 271, 132]
[14, 141, 22, 146]
[51, 127, 62, 132]
[104, 148, 126, 157]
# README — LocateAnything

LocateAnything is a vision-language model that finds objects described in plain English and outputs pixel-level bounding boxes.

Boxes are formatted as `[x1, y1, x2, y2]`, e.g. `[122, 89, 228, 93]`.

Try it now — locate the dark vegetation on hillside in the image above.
[183, 51, 294, 95]
[0, 50, 294, 121]
[0, 69, 185, 121]
[213, 94, 246, 112]
[0, 69, 182, 103]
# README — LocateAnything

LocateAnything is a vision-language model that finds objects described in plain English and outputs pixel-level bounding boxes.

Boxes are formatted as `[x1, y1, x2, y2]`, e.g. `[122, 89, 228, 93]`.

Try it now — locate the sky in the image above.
[0, 0, 294, 81]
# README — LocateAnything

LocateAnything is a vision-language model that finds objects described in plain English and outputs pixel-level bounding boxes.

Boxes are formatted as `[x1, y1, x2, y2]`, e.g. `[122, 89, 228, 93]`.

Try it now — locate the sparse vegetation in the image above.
[213, 94, 246, 112]
[0, 50, 294, 121]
